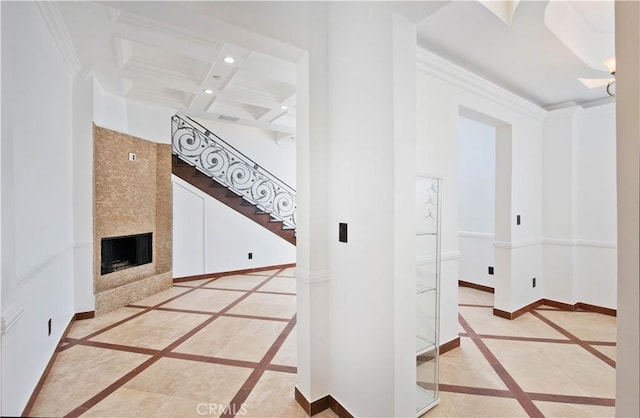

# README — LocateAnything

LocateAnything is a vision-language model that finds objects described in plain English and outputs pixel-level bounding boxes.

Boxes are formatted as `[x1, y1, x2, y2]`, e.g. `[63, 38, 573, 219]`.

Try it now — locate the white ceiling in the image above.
[58, 1, 297, 142]
[416, 0, 616, 109]
[58, 1, 615, 143]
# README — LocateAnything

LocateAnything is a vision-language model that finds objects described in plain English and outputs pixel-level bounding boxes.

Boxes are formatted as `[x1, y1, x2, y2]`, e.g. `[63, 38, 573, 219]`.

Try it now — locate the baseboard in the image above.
[294, 387, 354, 418]
[74, 311, 95, 320]
[458, 280, 494, 293]
[575, 302, 617, 317]
[440, 337, 461, 354]
[329, 396, 354, 418]
[494, 298, 617, 320]
[540, 299, 575, 311]
[493, 299, 544, 320]
[173, 263, 296, 283]
[21, 315, 76, 417]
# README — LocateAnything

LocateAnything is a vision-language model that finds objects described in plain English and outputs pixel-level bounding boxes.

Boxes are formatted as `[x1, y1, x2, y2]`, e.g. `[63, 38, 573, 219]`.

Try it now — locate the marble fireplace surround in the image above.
[93, 125, 172, 315]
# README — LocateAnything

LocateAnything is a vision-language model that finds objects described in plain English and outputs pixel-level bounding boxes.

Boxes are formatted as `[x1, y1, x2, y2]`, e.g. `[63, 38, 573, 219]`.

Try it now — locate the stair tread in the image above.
[172, 152, 296, 246]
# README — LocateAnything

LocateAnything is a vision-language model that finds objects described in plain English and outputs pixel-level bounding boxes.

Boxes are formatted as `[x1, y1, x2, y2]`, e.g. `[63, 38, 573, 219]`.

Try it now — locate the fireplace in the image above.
[101, 232, 152, 275]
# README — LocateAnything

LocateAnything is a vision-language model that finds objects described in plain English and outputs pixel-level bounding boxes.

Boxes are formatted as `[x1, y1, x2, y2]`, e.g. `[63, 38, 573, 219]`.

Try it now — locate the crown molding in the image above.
[543, 105, 583, 123]
[417, 47, 547, 122]
[36, 1, 82, 76]
[575, 101, 616, 120]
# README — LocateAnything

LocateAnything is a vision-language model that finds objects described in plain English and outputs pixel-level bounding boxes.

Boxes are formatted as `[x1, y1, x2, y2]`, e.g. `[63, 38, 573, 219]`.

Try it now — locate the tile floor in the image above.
[30, 268, 335, 418]
[28, 272, 616, 418]
[423, 286, 616, 417]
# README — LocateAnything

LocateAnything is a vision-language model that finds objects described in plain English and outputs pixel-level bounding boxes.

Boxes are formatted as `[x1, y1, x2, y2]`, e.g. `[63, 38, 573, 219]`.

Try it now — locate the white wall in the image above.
[542, 104, 617, 308]
[93, 81, 175, 145]
[72, 72, 95, 313]
[417, 47, 545, 321]
[458, 116, 495, 288]
[193, 118, 296, 189]
[173, 118, 297, 276]
[574, 105, 617, 308]
[172, 176, 295, 276]
[1, 3, 76, 415]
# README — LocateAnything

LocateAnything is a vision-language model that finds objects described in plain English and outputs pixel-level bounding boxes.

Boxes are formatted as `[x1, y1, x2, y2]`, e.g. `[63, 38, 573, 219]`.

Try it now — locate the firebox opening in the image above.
[101, 232, 152, 275]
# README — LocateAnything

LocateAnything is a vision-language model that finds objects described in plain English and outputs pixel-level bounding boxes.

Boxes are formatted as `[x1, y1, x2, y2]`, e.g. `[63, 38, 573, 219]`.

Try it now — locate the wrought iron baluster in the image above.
[171, 115, 296, 230]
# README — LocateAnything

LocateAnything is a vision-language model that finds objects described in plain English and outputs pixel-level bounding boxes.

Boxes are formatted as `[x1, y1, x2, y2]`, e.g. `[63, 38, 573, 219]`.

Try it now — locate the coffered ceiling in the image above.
[58, 1, 297, 142]
[58, 1, 615, 145]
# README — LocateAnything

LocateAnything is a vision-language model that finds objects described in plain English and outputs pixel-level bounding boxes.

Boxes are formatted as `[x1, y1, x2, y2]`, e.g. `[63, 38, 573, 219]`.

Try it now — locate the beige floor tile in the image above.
[228, 293, 296, 319]
[535, 310, 617, 343]
[420, 390, 459, 417]
[175, 316, 286, 362]
[534, 400, 615, 417]
[460, 306, 568, 339]
[485, 339, 617, 398]
[133, 286, 194, 307]
[162, 288, 244, 313]
[175, 277, 217, 287]
[259, 277, 296, 294]
[593, 344, 617, 361]
[438, 337, 507, 390]
[276, 267, 296, 278]
[242, 371, 308, 417]
[29, 345, 150, 417]
[67, 307, 144, 339]
[426, 392, 527, 417]
[152, 395, 213, 417]
[83, 387, 170, 417]
[271, 326, 297, 367]
[90, 310, 208, 349]
[204, 274, 267, 290]
[124, 357, 252, 404]
[458, 286, 494, 306]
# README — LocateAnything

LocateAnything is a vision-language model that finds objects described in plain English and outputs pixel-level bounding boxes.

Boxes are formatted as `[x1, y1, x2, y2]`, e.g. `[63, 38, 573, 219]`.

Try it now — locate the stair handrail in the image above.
[171, 114, 296, 230]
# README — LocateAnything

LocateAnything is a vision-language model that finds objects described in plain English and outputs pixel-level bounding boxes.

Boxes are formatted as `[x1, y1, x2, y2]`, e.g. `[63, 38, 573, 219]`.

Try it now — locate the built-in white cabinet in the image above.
[415, 176, 441, 416]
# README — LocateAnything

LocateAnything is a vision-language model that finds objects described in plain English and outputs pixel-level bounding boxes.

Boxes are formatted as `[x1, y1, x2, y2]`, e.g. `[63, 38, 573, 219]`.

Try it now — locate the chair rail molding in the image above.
[494, 239, 544, 249]
[17, 244, 74, 286]
[459, 231, 495, 240]
[1, 307, 25, 336]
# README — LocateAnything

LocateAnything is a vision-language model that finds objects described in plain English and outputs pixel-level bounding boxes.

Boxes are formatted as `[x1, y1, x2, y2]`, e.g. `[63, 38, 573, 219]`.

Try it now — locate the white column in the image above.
[614, 1, 640, 416]
[326, 4, 416, 416]
[493, 125, 513, 312]
[72, 72, 95, 313]
[541, 107, 579, 304]
[392, 12, 418, 418]
[294, 8, 331, 403]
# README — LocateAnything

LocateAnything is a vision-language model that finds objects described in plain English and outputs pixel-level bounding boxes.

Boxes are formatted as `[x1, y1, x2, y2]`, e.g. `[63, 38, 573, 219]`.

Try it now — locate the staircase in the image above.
[171, 115, 296, 246]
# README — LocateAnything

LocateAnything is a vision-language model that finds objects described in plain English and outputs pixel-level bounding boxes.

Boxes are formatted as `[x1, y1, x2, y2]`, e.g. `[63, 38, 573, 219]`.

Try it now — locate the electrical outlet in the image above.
[339, 223, 348, 243]
[532, 277, 536, 288]
[248, 252, 253, 260]
[488, 266, 494, 275]
[48, 318, 52, 336]
[128, 152, 136, 161]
